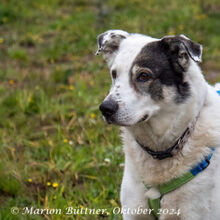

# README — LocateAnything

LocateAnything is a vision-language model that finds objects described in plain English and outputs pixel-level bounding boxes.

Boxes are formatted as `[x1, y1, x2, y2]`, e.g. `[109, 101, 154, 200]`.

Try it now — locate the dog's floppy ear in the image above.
[161, 35, 202, 72]
[96, 30, 129, 67]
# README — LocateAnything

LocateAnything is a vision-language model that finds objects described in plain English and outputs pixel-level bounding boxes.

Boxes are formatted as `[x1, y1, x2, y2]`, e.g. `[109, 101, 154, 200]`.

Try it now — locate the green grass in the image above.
[0, 0, 220, 219]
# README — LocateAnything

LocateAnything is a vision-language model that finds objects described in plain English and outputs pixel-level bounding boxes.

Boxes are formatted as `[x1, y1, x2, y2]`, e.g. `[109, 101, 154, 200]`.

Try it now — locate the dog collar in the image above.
[136, 125, 193, 160]
[145, 148, 215, 218]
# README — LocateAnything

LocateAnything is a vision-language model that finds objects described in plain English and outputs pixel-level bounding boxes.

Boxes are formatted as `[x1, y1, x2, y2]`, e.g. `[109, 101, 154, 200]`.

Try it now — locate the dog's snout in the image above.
[99, 100, 119, 118]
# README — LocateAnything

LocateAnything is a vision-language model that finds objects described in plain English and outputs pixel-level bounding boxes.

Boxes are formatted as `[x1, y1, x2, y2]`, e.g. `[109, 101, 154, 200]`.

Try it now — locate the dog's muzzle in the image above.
[99, 100, 118, 122]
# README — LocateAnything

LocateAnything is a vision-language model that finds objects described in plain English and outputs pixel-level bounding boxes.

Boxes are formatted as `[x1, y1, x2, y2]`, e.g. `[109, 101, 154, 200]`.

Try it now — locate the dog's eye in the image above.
[112, 70, 117, 79]
[137, 72, 150, 82]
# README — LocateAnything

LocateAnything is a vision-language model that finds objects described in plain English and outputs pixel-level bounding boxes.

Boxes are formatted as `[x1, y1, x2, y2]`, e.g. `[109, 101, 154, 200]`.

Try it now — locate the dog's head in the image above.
[97, 30, 203, 126]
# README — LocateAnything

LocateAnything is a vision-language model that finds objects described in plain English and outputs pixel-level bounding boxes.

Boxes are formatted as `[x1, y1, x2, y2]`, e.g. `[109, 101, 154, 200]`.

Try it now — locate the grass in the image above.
[0, 0, 220, 219]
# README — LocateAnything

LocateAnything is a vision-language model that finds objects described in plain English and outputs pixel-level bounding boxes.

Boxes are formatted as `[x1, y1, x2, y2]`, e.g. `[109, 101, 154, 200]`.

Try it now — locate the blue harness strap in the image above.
[190, 148, 215, 176]
[217, 90, 220, 96]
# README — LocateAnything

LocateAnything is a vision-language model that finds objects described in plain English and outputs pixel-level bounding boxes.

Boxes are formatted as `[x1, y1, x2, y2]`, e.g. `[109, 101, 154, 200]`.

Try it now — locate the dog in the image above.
[96, 30, 220, 220]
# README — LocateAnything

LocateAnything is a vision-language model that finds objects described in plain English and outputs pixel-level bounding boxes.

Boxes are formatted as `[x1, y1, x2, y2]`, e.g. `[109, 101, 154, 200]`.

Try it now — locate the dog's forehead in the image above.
[112, 34, 157, 72]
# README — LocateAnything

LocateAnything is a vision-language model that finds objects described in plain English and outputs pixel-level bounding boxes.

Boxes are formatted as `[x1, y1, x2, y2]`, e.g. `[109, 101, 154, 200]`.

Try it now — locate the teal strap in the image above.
[148, 171, 194, 217]
[158, 171, 194, 195]
[148, 198, 160, 218]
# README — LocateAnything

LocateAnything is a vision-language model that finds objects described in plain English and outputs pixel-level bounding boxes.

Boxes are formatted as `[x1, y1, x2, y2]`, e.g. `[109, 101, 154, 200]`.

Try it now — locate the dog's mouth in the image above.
[103, 114, 149, 126]
[103, 116, 130, 127]
[105, 117, 113, 124]
[103, 115, 116, 125]
[138, 114, 149, 123]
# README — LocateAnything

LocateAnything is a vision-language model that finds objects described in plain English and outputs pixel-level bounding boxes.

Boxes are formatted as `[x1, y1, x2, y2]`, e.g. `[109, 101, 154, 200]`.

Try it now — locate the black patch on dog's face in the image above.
[130, 40, 190, 103]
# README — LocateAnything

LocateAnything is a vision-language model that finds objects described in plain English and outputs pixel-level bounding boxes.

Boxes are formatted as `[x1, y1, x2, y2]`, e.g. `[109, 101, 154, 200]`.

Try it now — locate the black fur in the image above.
[130, 40, 191, 103]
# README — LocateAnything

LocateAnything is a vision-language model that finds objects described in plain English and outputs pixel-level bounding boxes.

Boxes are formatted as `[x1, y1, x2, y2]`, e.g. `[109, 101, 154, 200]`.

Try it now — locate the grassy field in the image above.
[0, 0, 220, 219]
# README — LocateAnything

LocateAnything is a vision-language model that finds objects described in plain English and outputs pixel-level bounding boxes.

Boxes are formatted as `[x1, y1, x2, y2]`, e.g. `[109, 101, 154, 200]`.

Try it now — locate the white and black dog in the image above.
[96, 30, 220, 220]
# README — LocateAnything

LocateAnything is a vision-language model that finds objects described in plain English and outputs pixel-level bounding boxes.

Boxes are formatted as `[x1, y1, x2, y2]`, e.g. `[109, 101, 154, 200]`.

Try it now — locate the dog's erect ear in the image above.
[161, 35, 202, 71]
[96, 30, 129, 67]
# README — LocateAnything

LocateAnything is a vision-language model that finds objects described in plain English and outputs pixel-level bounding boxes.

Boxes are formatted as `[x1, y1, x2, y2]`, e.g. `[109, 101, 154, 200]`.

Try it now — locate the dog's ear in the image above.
[96, 30, 129, 67]
[161, 35, 202, 72]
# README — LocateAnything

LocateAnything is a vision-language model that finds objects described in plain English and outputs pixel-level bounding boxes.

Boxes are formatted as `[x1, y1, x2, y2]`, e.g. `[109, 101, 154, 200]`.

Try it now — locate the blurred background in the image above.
[0, 0, 219, 219]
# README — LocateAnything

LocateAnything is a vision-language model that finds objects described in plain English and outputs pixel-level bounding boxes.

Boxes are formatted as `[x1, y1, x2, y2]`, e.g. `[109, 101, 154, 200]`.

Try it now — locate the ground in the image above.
[0, 0, 220, 219]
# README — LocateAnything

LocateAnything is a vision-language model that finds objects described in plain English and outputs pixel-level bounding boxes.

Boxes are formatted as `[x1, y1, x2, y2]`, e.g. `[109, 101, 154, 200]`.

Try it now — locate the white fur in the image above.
[98, 30, 220, 219]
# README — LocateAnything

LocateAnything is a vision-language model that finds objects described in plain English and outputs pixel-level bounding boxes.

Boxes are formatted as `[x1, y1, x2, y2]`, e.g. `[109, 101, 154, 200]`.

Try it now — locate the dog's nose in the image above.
[99, 100, 119, 118]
